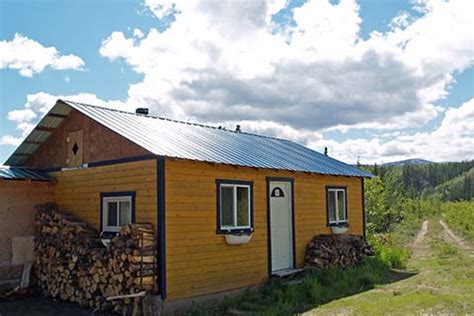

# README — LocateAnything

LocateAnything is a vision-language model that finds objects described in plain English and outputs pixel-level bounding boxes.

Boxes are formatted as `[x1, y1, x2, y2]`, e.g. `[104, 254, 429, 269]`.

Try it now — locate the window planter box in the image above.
[224, 233, 253, 245]
[331, 225, 348, 234]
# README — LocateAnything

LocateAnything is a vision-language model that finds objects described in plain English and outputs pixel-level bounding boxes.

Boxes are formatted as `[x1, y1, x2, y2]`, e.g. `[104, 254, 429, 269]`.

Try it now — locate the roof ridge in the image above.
[61, 99, 293, 143]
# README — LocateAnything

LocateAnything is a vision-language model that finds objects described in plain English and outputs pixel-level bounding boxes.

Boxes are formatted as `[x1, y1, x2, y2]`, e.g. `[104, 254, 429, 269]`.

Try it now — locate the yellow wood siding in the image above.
[50, 160, 157, 231]
[165, 159, 363, 301]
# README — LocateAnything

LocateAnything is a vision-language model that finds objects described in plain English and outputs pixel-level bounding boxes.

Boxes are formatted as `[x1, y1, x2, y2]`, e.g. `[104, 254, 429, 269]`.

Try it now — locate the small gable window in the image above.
[326, 187, 347, 226]
[101, 192, 135, 232]
[216, 180, 254, 234]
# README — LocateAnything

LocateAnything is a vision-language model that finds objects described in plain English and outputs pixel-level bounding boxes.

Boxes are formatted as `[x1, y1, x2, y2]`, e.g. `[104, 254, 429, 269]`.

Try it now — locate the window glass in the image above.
[107, 202, 118, 226]
[337, 190, 346, 221]
[236, 186, 249, 227]
[221, 186, 234, 227]
[119, 201, 132, 225]
[328, 191, 336, 222]
[103, 194, 134, 232]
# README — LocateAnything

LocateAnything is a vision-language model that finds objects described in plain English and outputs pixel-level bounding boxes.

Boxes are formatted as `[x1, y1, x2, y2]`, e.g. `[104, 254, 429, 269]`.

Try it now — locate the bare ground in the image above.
[439, 219, 474, 258]
[413, 220, 429, 246]
[0, 292, 113, 316]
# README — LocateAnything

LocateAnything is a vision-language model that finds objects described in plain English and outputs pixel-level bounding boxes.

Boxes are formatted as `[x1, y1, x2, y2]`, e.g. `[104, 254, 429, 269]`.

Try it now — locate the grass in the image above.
[368, 234, 410, 269]
[187, 242, 411, 315]
[440, 200, 474, 242]
[305, 219, 474, 315]
[187, 218, 474, 315]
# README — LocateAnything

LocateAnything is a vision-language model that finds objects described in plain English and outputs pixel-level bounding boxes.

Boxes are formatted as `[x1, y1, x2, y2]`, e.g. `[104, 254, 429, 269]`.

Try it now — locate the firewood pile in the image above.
[304, 234, 375, 269]
[34, 203, 156, 312]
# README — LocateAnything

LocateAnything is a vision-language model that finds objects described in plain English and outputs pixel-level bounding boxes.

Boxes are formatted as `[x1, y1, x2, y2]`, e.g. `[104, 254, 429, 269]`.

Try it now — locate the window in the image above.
[216, 180, 253, 234]
[326, 187, 347, 226]
[101, 192, 135, 232]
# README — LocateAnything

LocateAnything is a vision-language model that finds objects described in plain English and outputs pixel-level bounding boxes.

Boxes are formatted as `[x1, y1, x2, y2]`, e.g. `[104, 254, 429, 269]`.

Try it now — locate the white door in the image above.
[269, 181, 294, 272]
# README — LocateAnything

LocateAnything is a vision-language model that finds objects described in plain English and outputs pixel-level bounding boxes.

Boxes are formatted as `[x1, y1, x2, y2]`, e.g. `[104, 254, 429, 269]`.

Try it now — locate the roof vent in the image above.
[235, 125, 241, 133]
[135, 108, 149, 115]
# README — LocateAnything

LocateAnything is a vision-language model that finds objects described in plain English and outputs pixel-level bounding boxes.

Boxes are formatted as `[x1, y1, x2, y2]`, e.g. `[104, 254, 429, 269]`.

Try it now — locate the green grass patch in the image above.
[187, 254, 406, 316]
[368, 233, 410, 269]
[309, 219, 474, 315]
[433, 243, 459, 257]
[440, 201, 474, 242]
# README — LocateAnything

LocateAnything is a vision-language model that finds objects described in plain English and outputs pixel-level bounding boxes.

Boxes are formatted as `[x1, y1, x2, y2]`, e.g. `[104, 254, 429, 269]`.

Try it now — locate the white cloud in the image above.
[290, 0, 362, 60]
[0, 33, 84, 77]
[0, 135, 22, 146]
[216, 120, 323, 145]
[7, 109, 37, 123]
[313, 98, 474, 164]
[98, 0, 473, 134]
[3, 0, 473, 164]
[2, 92, 131, 144]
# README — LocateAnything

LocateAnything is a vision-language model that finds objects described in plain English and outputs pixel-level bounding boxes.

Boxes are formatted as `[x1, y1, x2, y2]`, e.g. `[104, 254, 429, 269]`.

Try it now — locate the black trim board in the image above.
[88, 154, 156, 167]
[99, 191, 136, 232]
[325, 186, 348, 227]
[156, 157, 167, 299]
[266, 177, 296, 275]
[39, 154, 156, 173]
[215, 179, 254, 235]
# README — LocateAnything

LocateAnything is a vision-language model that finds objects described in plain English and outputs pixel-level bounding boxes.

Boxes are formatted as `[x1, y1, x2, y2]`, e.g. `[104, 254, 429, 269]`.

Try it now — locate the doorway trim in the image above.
[266, 177, 296, 275]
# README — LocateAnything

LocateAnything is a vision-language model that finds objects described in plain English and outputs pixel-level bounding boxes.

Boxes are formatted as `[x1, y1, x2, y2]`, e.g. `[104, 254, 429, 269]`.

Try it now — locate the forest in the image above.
[364, 159, 474, 240]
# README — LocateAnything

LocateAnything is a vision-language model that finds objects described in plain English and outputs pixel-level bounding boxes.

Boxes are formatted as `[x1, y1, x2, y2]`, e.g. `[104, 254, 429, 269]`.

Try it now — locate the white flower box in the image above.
[224, 234, 252, 245]
[331, 226, 348, 234]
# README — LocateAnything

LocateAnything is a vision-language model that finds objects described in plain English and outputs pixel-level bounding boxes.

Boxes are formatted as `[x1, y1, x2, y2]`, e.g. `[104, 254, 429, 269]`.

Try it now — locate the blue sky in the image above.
[1, 0, 473, 164]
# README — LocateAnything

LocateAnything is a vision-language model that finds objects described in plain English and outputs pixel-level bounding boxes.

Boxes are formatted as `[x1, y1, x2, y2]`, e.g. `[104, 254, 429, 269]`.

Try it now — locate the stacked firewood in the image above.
[34, 203, 156, 312]
[304, 234, 374, 269]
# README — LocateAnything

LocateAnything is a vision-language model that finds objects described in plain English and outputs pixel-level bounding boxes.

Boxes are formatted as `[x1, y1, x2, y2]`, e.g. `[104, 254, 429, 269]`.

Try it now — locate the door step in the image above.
[271, 268, 305, 279]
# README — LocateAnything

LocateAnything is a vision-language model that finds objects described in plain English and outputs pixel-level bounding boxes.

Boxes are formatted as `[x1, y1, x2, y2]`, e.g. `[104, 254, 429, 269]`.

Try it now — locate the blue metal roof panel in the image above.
[61, 100, 372, 178]
[0, 166, 51, 181]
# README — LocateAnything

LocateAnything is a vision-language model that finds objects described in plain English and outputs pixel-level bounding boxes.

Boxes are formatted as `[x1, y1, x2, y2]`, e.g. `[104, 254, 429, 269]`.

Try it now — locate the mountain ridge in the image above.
[382, 158, 433, 167]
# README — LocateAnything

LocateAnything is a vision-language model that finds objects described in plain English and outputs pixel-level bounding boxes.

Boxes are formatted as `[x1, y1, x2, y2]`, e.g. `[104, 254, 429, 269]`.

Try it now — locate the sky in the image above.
[0, 0, 473, 165]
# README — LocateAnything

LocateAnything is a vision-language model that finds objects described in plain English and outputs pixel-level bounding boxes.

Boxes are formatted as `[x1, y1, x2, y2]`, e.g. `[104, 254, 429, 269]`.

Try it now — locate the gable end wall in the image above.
[24, 109, 150, 169]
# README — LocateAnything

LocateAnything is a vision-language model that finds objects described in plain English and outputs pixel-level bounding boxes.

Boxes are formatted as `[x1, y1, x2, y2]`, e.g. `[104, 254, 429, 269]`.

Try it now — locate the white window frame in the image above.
[219, 184, 252, 231]
[102, 195, 133, 232]
[327, 188, 348, 225]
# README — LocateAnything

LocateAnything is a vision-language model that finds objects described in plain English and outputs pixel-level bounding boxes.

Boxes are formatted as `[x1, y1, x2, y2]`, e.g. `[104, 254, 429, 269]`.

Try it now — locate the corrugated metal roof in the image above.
[5, 99, 373, 178]
[0, 166, 51, 181]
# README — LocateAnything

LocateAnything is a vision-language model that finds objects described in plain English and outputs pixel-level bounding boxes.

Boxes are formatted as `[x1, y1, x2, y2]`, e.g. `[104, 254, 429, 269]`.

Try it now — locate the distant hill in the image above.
[382, 158, 433, 167]
[434, 167, 474, 201]
[369, 160, 474, 201]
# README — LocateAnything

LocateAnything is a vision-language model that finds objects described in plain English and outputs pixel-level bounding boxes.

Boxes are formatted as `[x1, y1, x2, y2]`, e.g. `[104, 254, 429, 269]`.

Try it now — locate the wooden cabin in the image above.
[4, 99, 372, 306]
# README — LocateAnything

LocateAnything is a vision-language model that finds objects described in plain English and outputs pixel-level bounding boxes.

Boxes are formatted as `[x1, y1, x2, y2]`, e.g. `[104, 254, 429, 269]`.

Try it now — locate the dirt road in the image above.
[305, 219, 474, 315]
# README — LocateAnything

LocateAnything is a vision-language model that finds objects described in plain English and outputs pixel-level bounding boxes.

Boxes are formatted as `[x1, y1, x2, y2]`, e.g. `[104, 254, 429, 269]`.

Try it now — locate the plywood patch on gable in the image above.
[67, 130, 83, 167]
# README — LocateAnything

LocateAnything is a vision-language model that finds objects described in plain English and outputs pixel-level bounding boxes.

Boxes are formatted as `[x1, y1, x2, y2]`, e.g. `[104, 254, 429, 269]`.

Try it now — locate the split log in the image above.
[304, 234, 374, 269]
[34, 203, 157, 313]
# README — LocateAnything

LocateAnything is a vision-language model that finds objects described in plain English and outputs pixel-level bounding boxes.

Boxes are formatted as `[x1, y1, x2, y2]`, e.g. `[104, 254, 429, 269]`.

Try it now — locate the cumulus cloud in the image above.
[1, 92, 131, 145]
[0, 33, 84, 77]
[0, 135, 22, 146]
[3, 0, 473, 164]
[311, 98, 474, 163]
[99, 0, 473, 134]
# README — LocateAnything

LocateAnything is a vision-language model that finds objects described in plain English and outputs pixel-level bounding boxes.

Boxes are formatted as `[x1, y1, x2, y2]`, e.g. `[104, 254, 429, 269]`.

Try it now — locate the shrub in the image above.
[368, 233, 410, 269]
[440, 201, 474, 242]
